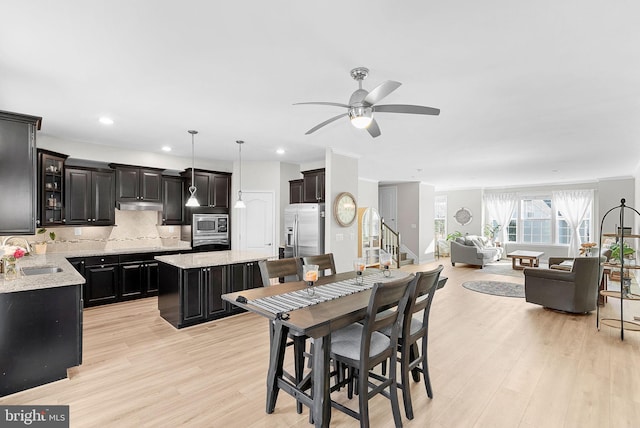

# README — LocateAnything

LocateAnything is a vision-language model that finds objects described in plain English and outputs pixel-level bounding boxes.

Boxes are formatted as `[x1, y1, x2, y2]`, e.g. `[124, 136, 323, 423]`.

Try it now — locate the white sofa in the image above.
[450, 235, 504, 268]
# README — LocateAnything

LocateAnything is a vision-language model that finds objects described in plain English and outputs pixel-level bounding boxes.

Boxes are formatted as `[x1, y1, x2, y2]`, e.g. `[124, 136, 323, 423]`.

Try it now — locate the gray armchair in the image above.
[523, 256, 604, 313]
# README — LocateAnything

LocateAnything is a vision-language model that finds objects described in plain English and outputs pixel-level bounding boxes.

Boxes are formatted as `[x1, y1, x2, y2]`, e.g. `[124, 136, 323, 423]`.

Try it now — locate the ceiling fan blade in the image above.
[366, 119, 381, 138]
[304, 113, 348, 135]
[294, 101, 350, 108]
[373, 104, 440, 115]
[363, 80, 401, 106]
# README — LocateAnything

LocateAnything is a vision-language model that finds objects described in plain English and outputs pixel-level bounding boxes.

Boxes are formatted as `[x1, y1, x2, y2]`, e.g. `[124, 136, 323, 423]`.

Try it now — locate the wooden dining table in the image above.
[222, 269, 446, 427]
[221, 270, 396, 427]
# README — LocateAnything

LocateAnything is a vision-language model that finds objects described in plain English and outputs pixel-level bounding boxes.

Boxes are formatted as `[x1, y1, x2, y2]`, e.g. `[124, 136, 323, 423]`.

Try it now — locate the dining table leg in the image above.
[266, 320, 288, 414]
[312, 334, 331, 428]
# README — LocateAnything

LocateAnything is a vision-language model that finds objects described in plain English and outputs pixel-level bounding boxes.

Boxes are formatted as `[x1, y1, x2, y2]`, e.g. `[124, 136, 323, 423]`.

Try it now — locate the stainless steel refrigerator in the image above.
[284, 203, 325, 258]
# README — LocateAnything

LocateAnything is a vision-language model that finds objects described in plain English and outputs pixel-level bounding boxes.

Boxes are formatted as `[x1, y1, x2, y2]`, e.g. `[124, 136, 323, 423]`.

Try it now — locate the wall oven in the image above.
[192, 213, 229, 249]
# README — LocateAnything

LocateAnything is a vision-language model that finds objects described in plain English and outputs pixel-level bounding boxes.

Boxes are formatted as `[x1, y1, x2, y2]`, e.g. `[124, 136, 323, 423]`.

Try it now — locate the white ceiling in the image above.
[2, 1, 639, 190]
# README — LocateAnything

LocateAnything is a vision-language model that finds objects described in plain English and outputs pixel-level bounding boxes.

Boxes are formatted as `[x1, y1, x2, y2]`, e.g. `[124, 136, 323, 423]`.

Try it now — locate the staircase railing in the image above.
[381, 218, 401, 268]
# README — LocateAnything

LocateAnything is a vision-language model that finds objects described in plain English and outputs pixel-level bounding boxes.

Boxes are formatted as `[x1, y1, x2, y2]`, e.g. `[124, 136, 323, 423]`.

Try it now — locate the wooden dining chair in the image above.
[328, 274, 416, 427]
[382, 265, 445, 420]
[257, 258, 307, 413]
[302, 253, 336, 277]
[258, 258, 303, 286]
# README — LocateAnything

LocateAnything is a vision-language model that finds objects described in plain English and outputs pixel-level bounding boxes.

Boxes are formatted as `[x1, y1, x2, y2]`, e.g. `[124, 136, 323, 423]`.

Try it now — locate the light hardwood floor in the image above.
[2, 258, 640, 427]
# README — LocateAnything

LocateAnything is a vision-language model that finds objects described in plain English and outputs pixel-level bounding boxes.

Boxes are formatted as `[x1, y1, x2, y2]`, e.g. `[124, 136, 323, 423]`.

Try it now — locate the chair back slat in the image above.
[302, 253, 337, 276]
[404, 265, 443, 341]
[362, 275, 416, 359]
[258, 258, 302, 286]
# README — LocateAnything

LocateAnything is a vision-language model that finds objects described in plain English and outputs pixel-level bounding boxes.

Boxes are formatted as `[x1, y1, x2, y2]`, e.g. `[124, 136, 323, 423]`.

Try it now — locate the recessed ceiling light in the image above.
[99, 117, 114, 125]
[276, 148, 285, 155]
[162, 146, 172, 152]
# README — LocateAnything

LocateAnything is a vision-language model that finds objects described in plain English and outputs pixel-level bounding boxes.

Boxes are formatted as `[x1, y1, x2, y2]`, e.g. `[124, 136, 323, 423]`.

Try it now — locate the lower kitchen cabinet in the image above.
[68, 251, 169, 308]
[158, 259, 263, 329]
[120, 253, 159, 300]
[84, 256, 119, 306]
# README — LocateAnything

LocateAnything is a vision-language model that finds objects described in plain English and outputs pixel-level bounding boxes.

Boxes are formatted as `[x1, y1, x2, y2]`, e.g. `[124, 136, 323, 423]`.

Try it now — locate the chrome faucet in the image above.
[1, 236, 33, 254]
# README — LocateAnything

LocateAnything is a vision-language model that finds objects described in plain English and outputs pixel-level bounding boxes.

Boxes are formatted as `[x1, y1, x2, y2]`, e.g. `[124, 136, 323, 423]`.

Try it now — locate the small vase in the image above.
[34, 243, 47, 255]
[3, 257, 19, 280]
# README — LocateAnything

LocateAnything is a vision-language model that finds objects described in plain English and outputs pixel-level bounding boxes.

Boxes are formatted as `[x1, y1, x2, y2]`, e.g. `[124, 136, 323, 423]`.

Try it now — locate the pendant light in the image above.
[185, 130, 200, 207]
[234, 140, 246, 209]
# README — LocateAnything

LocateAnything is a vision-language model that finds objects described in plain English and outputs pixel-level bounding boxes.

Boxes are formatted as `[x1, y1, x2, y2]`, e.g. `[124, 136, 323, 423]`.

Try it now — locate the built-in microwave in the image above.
[192, 213, 229, 247]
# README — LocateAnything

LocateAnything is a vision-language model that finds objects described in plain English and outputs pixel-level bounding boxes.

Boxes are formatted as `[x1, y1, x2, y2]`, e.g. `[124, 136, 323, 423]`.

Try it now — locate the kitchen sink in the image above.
[21, 266, 63, 276]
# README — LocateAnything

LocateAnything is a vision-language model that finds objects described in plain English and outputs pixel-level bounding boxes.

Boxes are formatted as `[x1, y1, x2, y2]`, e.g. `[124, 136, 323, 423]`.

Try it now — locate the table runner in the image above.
[249, 270, 409, 314]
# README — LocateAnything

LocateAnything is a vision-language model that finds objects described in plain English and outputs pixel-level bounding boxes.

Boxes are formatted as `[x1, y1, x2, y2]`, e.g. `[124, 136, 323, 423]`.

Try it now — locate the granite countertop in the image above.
[49, 244, 192, 258]
[0, 254, 86, 294]
[155, 250, 270, 269]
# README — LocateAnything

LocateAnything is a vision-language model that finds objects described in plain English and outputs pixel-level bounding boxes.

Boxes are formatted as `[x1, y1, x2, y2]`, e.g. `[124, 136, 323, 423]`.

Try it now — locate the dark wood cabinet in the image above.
[112, 164, 163, 203]
[289, 179, 303, 204]
[0, 284, 82, 397]
[65, 167, 115, 226]
[119, 253, 159, 299]
[228, 261, 262, 314]
[158, 259, 264, 328]
[0, 110, 41, 234]
[83, 256, 119, 307]
[37, 149, 67, 227]
[303, 168, 325, 203]
[181, 268, 206, 324]
[182, 169, 231, 210]
[161, 176, 184, 225]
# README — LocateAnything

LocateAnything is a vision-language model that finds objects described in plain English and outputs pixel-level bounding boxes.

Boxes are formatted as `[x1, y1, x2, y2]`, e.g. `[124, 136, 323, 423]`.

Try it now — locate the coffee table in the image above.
[507, 250, 544, 270]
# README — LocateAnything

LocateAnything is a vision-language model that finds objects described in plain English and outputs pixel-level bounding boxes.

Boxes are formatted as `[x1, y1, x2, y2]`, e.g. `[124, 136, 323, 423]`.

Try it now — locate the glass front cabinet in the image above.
[38, 149, 68, 226]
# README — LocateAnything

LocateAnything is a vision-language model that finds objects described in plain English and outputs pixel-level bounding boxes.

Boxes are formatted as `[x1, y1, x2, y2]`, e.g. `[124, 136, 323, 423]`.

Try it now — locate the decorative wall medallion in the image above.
[454, 207, 473, 226]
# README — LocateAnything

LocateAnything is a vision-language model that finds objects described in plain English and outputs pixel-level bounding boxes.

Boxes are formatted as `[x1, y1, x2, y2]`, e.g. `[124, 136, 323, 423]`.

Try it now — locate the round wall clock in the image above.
[333, 192, 357, 227]
[454, 207, 473, 226]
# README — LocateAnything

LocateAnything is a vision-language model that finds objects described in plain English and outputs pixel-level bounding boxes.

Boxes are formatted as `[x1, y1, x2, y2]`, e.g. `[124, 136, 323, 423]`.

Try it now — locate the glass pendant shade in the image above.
[349, 106, 373, 129]
[235, 140, 246, 209]
[185, 130, 200, 207]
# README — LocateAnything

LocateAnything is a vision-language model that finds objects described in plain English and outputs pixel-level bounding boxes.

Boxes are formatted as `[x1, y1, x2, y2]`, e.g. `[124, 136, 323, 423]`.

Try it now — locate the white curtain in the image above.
[484, 193, 517, 243]
[553, 190, 593, 257]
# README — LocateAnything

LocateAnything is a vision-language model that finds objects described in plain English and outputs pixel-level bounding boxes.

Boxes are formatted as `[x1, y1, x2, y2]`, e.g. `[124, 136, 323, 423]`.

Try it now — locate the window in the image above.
[521, 198, 552, 244]
[434, 195, 447, 240]
[486, 191, 593, 245]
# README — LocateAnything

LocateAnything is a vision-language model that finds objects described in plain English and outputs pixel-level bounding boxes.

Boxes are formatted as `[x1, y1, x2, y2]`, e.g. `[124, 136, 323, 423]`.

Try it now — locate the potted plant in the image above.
[483, 223, 501, 243]
[34, 228, 56, 254]
[446, 231, 463, 241]
[609, 241, 635, 262]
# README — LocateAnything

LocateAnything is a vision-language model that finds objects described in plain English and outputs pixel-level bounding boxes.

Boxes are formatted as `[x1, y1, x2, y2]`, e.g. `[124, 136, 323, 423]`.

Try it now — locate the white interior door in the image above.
[237, 191, 275, 256]
[379, 186, 398, 231]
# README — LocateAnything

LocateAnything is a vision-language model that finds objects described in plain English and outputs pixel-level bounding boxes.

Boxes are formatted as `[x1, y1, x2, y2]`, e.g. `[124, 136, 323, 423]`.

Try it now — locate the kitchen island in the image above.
[156, 250, 269, 328]
[0, 254, 85, 397]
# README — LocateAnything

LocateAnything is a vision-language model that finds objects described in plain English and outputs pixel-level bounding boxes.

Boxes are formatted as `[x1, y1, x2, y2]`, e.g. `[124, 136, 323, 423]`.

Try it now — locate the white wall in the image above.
[358, 178, 379, 210]
[419, 183, 436, 263]
[598, 178, 635, 236]
[443, 189, 483, 236]
[395, 183, 420, 259]
[326, 149, 359, 273]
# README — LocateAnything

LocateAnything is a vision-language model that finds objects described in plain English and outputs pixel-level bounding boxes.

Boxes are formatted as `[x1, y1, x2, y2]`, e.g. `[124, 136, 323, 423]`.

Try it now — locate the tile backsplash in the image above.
[1, 210, 186, 254]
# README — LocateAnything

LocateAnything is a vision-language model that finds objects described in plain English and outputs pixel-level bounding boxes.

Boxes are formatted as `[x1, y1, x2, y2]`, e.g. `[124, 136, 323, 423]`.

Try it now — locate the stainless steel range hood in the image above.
[116, 201, 164, 211]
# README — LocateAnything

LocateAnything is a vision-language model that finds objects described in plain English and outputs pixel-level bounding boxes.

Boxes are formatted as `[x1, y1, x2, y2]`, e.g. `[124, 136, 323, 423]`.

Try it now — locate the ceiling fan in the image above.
[294, 67, 440, 138]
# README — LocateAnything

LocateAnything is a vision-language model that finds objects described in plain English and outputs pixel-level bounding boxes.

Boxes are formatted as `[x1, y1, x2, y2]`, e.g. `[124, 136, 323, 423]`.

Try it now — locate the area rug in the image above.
[462, 280, 525, 298]
[479, 260, 549, 278]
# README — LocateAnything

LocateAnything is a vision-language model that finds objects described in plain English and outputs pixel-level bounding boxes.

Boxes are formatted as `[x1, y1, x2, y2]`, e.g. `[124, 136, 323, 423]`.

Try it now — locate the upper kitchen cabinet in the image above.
[0, 110, 41, 234]
[161, 176, 184, 225]
[37, 149, 68, 227]
[181, 169, 231, 211]
[302, 168, 325, 203]
[110, 164, 163, 205]
[289, 179, 303, 204]
[65, 167, 115, 226]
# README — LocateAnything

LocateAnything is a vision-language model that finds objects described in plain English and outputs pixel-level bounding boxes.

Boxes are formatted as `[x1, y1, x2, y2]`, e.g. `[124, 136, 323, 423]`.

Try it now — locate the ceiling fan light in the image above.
[349, 106, 373, 129]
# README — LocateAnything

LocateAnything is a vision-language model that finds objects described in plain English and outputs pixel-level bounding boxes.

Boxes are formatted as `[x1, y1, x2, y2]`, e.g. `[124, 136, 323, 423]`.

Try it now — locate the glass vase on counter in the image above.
[3, 257, 19, 280]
